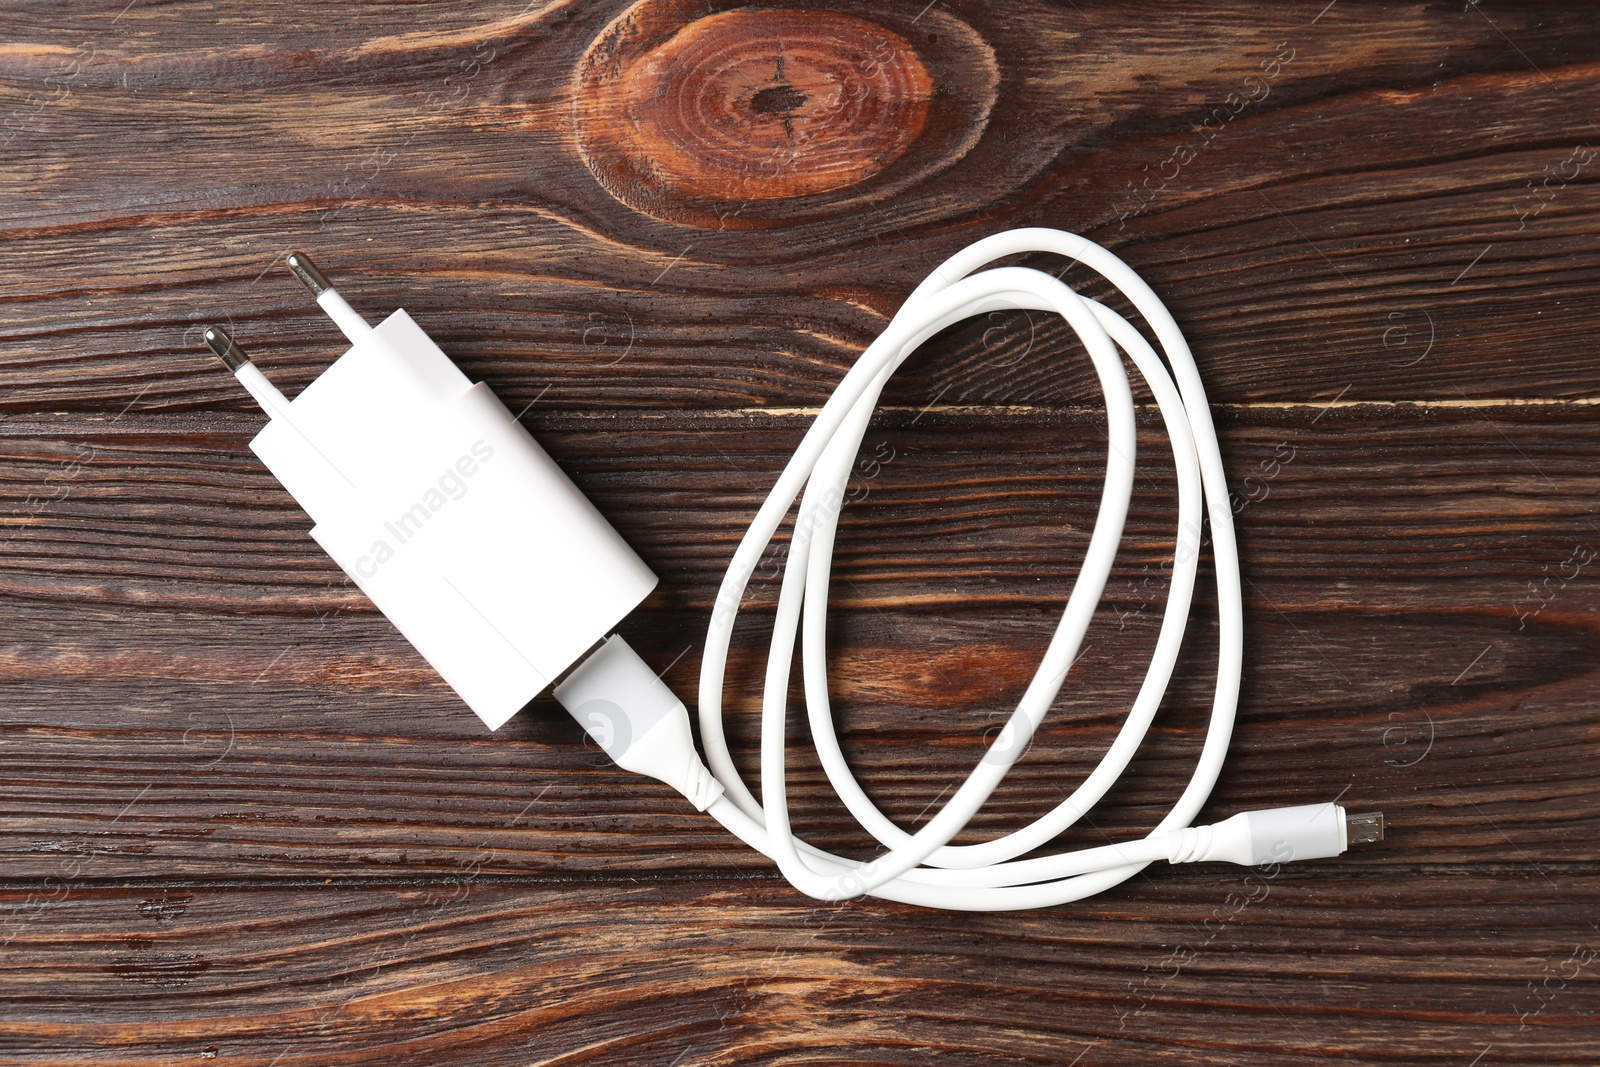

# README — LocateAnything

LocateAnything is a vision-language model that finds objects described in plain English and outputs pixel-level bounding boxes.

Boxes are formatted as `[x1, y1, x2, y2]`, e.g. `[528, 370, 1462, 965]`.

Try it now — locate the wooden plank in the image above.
[1, 3, 1598, 413]
[1, 404, 1596, 613]
[2, 877, 1595, 1065]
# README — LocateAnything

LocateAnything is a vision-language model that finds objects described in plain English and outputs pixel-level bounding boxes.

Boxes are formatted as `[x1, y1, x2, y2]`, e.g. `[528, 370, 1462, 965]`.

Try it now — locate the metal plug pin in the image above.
[284, 250, 372, 343]
[286, 250, 333, 297]
[1345, 810, 1386, 846]
[202, 325, 249, 372]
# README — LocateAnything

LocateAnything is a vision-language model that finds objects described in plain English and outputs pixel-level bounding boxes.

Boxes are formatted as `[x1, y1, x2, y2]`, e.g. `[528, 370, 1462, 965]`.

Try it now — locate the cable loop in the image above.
[695, 229, 1242, 911]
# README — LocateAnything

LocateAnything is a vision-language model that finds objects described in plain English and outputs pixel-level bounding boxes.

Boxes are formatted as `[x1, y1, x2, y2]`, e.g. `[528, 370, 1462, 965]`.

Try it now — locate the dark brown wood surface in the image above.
[3, 1, 1599, 1063]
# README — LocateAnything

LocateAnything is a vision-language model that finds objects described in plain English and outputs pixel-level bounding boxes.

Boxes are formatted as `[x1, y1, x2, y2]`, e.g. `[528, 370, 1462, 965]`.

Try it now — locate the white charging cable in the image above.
[699, 227, 1228, 909]
[205, 239, 1381, 912]
[554, 228, 1383, 911]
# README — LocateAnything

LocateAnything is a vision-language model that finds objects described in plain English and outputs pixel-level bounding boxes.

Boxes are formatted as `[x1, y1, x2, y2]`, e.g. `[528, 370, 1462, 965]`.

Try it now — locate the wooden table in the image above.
[3, 2, 1597, 1063]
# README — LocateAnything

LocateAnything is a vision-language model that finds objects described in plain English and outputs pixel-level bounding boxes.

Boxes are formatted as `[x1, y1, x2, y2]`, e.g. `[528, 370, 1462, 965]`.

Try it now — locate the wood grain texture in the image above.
[4, 876, 1598, 1066]
[2, 1, 1599, 1064]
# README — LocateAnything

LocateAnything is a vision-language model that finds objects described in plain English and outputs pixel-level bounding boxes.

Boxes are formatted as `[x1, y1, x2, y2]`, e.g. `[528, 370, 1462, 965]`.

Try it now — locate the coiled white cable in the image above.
[210, 242, 1378, 913]
[692, 228, 1242, 911]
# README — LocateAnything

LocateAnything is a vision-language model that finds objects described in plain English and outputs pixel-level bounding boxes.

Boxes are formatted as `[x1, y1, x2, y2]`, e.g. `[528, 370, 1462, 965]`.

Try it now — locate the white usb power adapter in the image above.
[204, 253, 656, 729]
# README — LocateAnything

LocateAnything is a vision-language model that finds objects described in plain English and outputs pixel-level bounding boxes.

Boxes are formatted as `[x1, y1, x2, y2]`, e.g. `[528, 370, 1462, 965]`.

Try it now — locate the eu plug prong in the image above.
[199, 324, 291, 417]
[202, 324, 249, 372]
[285, 251, 332, 297]
[286, 250, 372, 344]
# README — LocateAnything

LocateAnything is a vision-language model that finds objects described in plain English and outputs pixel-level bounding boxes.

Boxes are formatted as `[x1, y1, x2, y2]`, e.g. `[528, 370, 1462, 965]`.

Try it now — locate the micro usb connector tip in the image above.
[1345, 810, 1386, 846]
[285, 250, 333, 298]
[202, 325, 250, 372]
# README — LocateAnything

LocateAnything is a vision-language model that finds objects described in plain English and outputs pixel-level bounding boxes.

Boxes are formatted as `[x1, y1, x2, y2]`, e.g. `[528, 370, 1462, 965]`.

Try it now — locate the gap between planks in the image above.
[10, 396, 1600, 427]
[585, 396, 1600, 419]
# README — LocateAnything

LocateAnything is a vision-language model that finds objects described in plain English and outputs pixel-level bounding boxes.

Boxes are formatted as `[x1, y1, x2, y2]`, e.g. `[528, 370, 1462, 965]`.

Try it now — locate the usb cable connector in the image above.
[1345, 810, 1388, 846]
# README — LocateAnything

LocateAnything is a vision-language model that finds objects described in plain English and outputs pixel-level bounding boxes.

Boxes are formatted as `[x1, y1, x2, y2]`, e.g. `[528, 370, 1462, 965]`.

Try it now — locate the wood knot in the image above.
[574, 2, 997, 228]
[749, 84, 808, 116]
